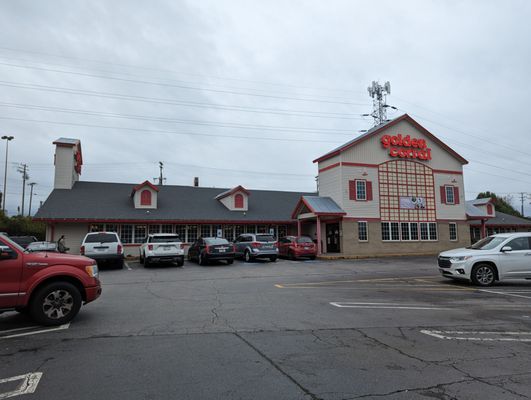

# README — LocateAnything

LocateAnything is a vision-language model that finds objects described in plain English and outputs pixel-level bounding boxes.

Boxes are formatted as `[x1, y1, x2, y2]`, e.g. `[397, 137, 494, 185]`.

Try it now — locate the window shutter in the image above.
[453, 187, 460, 204]
[440, 186, 446, 204]
[349, 181, 356, 200]
[366, 181, 373, 201]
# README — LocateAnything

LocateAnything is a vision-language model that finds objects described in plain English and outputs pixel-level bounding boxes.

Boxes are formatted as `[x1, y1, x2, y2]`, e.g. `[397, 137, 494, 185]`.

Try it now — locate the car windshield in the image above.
[296, 237, 313, 244]
[85, 233, 118, 243]
[205, 238, 229, 245]
[256, 235, 275, 242]
[151, 236, 180, 243]
[468, 236, 507, 250]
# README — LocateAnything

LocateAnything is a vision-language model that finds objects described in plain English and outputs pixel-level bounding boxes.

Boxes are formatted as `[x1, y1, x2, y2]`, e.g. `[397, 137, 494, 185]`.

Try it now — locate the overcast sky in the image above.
[0, 0, 530, 216]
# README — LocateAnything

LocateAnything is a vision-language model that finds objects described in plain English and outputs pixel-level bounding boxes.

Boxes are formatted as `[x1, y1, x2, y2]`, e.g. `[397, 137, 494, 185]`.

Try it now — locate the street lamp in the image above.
[1, 135, 14, 213]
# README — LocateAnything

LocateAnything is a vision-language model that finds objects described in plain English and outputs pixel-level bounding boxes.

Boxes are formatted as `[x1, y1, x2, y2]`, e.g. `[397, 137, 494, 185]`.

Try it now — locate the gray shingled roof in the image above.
[54, 137, 79, 145]
[469, 211, 531, 226]
[34, 181, 314, 222]
[302, 196, 345, 214]
[465, 201, 489, 218]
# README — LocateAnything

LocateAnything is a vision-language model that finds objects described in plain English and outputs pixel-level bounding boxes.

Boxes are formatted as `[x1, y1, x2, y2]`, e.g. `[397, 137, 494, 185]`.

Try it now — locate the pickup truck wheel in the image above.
[471, 264, 496, 286]
[30, 282, 82, 326]
[244, 250, 253, 263]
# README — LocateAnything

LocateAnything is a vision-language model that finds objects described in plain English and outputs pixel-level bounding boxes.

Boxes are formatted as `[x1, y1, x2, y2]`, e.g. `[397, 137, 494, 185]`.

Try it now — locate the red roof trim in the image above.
[33, 218, 296, 224]
[131, 180, 160, 195]
[215, 185, 251, 200]
[313, 114, 468, 165]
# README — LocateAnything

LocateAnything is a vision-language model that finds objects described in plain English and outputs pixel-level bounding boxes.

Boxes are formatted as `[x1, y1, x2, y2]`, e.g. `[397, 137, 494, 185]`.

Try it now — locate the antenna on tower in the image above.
[366, 80, 392, 126]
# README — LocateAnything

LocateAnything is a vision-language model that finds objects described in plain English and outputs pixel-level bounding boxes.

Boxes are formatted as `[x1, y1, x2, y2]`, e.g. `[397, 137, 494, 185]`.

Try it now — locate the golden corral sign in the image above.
[381, 134, 432, 161]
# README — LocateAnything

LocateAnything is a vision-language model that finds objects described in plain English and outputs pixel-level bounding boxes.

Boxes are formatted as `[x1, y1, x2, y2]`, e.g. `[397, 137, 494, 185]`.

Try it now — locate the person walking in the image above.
[57, 235, 69, 253]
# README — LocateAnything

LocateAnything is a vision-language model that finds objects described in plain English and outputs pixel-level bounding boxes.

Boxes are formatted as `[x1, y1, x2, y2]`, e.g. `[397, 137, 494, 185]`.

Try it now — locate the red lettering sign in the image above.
[381, 134, 432, 161]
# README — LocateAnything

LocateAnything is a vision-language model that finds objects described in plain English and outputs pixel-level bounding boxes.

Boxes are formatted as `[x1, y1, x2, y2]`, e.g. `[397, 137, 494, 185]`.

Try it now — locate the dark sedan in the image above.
[187, 237, 235, 265]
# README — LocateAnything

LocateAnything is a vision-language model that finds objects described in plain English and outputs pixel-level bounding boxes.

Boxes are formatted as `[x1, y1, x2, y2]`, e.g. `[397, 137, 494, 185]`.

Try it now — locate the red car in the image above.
[278, 236, 317, 260]
[0, 235, 101, 326]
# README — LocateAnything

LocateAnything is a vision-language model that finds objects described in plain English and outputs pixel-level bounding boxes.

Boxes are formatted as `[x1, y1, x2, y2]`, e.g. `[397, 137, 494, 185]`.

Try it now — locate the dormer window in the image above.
[234, 193, 244, 209]
[215, 185, 250, 211]
[131, 180, 159, 209]
[140, 190, 152, 206]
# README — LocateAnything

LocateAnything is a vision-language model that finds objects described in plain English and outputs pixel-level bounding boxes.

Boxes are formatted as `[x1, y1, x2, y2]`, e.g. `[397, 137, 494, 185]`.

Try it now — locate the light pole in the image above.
[28, 182, 36, 216]
[1, 135, 14, 213]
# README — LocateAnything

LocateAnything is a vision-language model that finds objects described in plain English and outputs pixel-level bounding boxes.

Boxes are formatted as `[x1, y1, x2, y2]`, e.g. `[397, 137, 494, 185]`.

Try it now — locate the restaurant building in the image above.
[36, 114, 474, 257]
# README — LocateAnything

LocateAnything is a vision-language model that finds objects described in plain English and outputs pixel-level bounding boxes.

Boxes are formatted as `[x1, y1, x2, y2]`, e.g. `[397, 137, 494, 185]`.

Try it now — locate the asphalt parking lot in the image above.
[1, 256, 531, 400]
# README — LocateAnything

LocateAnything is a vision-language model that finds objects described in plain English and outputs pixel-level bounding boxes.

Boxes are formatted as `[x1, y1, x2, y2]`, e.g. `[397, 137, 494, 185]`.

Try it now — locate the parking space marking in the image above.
[0, 323, 69, 340]
[330, 302, 450, 310]
[421, 329, 531, 342]
[0, 372, 42, 399]
[477, 289, 531, 300]
[124, 262, 132, 270]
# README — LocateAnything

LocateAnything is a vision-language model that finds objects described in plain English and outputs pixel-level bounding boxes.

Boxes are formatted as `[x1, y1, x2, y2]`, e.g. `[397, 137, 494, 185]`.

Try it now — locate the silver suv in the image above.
[81, 232, 124, 269]
[438, 232, 531, 286]
[233, 234, 278, 262]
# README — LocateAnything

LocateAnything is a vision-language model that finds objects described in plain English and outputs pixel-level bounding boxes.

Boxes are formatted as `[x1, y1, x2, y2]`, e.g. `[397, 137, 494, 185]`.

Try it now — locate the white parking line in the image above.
[330, 302, 450, 310]
[421, 329, 531, 342]
[0, 372, 42, 399]
[0, 324, 69, 340]
[124, 262, 132, 270]
[478, 289, 531, 300]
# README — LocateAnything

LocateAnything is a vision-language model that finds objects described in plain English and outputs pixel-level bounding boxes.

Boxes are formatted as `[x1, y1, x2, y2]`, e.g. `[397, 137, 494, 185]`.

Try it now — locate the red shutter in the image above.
[140, 189, 151, 206]
[234, 193, 244, 208]
[366, 181, 373, 201]
[349, 181, 356, 200]
[453, 187, 460, 204]
[440, 186, 446, 204]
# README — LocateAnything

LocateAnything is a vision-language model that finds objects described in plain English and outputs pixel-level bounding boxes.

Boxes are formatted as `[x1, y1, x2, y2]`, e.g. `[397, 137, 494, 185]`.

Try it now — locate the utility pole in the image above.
[158, 161, 166, 185]
[17, 163, 29, 216]
[364, 81, 395, 126]
[1, 135, 14, 213]
[519, 192, 529, 217]
[28, 182, 36, 216]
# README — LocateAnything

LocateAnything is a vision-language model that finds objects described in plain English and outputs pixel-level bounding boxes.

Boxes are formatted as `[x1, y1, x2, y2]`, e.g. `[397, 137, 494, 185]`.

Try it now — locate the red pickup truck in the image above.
[0, 235, 101, 326]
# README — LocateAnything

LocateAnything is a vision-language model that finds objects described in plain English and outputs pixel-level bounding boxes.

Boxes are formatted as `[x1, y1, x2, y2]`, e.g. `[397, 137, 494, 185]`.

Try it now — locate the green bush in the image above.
[0, 212, 46, 240]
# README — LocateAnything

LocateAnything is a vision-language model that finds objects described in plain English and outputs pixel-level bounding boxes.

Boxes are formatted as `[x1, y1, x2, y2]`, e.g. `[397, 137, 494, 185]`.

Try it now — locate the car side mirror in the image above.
[501, 246, 512, 252]
[0, 246, 14, 259]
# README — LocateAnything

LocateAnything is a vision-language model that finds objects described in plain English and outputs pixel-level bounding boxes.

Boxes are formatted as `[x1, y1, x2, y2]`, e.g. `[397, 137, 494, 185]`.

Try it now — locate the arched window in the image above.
[234, 193, 244, 208]
[487, 203, 493, 215]
[140, 189, 152, 206]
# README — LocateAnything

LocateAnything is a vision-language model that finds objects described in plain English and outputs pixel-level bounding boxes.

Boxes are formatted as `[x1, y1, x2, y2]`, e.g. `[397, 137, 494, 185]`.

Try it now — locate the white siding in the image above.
[318, 167, 342, 208]
[341, 165, 380, 218]
[434, 173, 467, 220]
[219, 191, 248, 211]
[51, 223, 89, 255]
[133, 187, 158, 209]
[54, 146, 79, 189]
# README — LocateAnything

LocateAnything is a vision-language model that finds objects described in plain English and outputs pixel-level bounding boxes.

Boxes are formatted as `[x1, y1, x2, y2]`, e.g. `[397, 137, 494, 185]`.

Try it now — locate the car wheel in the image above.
[226, 259, 234, 265]
[471, 264, 496, 286]
[144, 258, 150, 268]
[30, 282, 82, 326]
[199, 253, 207, 266]
[115, 259, 124, 269]
[269, 256, 277, 262]
[177, 260, 184, 267]
[139, 253, 144, 264]
[244, 250, 253, 263]
[289, 251, 296, 261]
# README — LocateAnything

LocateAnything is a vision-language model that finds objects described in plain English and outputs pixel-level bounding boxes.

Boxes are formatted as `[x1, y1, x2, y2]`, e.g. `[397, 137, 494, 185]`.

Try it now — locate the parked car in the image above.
[140, 233, 184, 267]
[9, 235, 38, 249]
[233, 233, 278, 262]
[26, 241, 59, 253]
[0, 234, 101, 326]
[278, 236, 317, 260]
[438, 232, 531, 286]
[81, 232, 124, 269]
[188, 237, 235, 265]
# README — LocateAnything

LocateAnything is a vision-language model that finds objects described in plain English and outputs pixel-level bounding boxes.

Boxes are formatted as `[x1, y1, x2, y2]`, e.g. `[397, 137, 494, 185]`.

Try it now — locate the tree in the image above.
[476, 191, 522, 217]
[0, 211, 46, 239]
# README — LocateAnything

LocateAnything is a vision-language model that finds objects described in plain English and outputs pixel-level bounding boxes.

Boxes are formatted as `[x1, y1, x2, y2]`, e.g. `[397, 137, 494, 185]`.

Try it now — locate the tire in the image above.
[289, 251, 296, 261]
[144, 258, 151, 268]
[115, 259, 124, 269]
[226, 259, 234, 265]
[471, 264, 496, 286]
[177, 260, 184, 267]
[29, 282, 82, 326]
[309, 256, 316, 260]
[139, 253, 144, 264]
[244, 250, 253, 263]
[269, 256, 277, 262]
[199, 252, 208, 266]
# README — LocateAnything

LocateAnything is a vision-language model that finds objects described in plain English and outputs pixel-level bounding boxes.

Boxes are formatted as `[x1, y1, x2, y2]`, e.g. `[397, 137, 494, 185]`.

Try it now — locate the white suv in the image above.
[81, 232, 124, 269]
[438, 233, 531, 286]
[140, 234, 184, 267]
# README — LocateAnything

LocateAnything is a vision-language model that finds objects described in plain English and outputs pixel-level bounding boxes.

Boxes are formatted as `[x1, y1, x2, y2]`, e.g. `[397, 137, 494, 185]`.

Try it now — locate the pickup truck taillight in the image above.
[251, 242, 261, 248]
[148, 244, 153, 251]
[80, 245, 85, 255]
[117, 244, 123, 254]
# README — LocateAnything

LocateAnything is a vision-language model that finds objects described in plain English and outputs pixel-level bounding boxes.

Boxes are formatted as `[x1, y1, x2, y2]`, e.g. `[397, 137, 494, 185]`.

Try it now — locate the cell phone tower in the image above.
[367, 81, 391, 126]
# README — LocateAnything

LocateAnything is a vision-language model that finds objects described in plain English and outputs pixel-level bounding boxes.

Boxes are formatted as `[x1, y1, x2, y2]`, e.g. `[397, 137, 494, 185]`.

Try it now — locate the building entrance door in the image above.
[326, 223, 340, 253]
